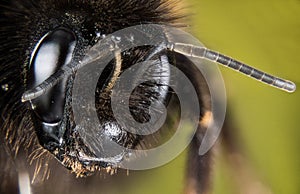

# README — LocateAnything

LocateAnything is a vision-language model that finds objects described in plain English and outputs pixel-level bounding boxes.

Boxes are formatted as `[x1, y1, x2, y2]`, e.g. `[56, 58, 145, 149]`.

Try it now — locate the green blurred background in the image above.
[189, 0, 300, 194]
[101, 0, 300, 194]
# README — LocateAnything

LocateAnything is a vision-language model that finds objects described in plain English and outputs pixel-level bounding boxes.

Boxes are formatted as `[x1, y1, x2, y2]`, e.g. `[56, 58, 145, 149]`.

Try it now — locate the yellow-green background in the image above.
[103, 1, 300, 194]
[190, 1, 300, 194]
[192, 0, 300, 193]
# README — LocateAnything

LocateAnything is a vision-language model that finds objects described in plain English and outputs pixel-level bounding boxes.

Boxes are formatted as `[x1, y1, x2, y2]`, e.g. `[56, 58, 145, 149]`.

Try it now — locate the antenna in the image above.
[21, 63, 77, 102]
[22, 40, 296, 103]
[167, 42, 296, 93]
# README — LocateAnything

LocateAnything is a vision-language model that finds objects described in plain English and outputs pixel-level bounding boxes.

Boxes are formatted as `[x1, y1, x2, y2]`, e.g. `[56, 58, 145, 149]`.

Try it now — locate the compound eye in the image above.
[29, 28, 76, 123]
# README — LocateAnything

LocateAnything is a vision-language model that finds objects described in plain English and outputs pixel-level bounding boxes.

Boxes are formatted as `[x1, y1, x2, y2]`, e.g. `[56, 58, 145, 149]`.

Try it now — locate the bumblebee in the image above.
[0, 0, 295, 194]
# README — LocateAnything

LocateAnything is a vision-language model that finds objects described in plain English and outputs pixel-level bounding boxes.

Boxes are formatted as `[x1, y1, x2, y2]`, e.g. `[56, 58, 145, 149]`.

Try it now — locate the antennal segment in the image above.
[167, 43, 296, 93]
[22, 63, 77, 102]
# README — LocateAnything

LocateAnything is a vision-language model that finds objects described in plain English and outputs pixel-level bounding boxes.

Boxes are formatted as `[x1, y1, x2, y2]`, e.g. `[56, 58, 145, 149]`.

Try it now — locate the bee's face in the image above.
[0, 0, 184, 176]
[1, 1, 297, 194]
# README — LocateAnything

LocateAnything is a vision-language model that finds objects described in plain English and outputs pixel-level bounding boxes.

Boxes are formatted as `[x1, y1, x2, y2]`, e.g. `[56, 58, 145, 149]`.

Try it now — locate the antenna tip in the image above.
[21, 90, 38, 102]
[284, 81, 297, 93]
[21, 92, 30, 102]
